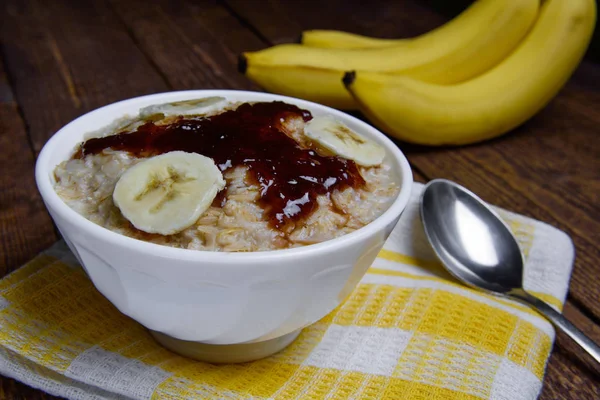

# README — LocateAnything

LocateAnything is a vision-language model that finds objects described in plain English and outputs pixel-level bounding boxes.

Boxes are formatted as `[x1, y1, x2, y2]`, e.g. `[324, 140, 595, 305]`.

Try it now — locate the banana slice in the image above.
[139, 97, 226, 118]
[113, 151, 225, 235]
[304, 115, 385, 167]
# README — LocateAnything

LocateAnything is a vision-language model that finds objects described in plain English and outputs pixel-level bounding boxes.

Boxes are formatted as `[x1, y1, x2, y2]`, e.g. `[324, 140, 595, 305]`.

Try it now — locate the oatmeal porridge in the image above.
[53, 98, 399, 251]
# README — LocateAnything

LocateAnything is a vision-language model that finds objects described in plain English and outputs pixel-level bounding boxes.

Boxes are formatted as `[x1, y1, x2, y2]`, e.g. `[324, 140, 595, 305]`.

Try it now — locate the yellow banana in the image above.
[343, 0, 596, 146]
[238, 60, 354, 109]
[300, 0, 517, 49]
[240, 0, 539, 109]
[300, 30, 403, 49]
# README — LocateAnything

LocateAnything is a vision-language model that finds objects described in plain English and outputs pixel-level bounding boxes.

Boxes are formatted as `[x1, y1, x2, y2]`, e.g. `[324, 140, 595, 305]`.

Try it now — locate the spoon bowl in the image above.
[420, 179, 600, 364]
[420, 179, 523, 294]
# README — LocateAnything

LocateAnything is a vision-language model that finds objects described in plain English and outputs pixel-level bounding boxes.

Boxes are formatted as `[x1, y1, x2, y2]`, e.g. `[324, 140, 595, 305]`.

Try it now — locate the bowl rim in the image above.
[36, 89, 413, 263]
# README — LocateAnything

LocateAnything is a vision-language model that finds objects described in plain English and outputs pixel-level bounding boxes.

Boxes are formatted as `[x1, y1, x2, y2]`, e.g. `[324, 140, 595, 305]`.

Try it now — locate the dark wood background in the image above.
[0, 0, 599, 399]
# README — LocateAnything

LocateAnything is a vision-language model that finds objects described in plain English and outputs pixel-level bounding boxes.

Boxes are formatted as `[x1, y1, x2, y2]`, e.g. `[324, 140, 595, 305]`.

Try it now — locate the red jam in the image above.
[81, 101, 365, 229]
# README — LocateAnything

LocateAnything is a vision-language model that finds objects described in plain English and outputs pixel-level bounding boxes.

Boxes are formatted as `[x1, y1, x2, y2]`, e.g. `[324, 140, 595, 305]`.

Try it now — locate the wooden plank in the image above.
[225, 0, 444, 45]
[108, 0, 264, 91]
[0, 50, 57, 279]
[0, 44, 61, 400]
[0, 0, 169, 154]
[0, 378, 57, 400]
[1, 0, 168, 398]
[540, 302, 600, 399]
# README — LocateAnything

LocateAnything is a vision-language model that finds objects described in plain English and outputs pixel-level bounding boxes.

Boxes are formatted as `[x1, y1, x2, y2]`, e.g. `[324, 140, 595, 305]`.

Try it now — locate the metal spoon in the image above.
[420, 179, 600, 363]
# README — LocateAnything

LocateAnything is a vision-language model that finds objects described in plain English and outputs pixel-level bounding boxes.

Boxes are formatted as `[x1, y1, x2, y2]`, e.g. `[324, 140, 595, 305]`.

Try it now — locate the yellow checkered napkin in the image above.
[0, 183, 574, 400]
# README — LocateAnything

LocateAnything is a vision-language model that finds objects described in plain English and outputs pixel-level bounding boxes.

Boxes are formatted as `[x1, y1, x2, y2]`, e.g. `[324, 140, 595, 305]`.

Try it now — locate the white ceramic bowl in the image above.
[36, 90, 413, 361]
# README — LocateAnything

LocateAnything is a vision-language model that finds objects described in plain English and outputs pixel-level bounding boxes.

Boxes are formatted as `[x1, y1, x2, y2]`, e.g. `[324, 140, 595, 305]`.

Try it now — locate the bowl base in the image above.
[149, 329, 301, 364]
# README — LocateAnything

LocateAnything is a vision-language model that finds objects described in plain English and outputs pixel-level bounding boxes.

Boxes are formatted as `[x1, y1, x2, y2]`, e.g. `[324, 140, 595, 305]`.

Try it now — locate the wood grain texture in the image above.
[0, 52, 57, 281]
[0, 0, 166, 398]
[0, 46, 62, 400]
[541, 303, 600, 399]
[108, 0, 264, 91]
[0, 0, 169, 154]
[225, 0, 444, 45]
[0, 378, 58, 400]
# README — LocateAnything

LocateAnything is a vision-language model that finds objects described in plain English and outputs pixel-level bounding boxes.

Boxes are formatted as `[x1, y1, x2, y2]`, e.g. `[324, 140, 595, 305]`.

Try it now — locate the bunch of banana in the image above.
[239, 0, 540, 109]
[342, 0, 596, 145]
[239, 0, 596, 146]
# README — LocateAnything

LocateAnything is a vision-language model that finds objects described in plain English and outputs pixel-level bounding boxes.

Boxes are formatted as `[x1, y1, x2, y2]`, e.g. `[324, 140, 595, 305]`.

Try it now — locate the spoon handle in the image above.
[511, 290, 600, 364]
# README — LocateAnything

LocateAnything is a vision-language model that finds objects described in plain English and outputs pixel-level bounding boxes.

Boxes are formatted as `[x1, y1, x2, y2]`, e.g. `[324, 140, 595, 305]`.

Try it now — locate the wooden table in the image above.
[0, 0, 598, 398]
